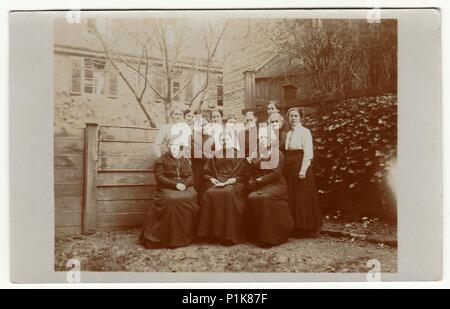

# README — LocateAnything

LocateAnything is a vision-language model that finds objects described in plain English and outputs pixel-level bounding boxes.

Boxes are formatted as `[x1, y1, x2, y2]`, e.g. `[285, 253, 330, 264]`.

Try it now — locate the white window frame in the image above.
[70, 56, 109, 96]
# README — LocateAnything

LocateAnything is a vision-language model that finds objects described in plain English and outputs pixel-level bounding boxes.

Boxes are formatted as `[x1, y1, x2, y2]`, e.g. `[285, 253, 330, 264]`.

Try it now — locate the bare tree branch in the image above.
[91, 26, 157, 127]
[189, 19, 229, 113]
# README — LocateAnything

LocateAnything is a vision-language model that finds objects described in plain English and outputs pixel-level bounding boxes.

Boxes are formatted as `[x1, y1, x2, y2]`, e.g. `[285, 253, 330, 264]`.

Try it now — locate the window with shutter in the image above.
[71, 62, 82, 94]
[70, 56, 108, 96]
[108, 69, 118, 97]
[84, 57, 105, 94]
[84, 58, 95, 93]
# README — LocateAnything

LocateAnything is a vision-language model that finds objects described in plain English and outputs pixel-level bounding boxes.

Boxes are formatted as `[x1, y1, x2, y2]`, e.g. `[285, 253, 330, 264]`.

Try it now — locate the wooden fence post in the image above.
[243, 70, 256, 110]
[83, 123, 98, 234]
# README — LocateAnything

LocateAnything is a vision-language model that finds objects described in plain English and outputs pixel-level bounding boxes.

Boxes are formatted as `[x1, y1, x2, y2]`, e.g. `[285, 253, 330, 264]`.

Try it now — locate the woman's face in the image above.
[220, 133, 233, 149]
[170, 143, 181, 158]
[171, 109, 183, 122]
[226, 118, 236, 125]
[184, 112, 194, 126]
[245, 114, 256, 127]
[259, 135, 270, 149]
[211, 111, 222, 124]
[201, 117, 209, 127]
[267, 103, 279, 115]
[269, 115, 283, 130]
[289, 111, 301, 126]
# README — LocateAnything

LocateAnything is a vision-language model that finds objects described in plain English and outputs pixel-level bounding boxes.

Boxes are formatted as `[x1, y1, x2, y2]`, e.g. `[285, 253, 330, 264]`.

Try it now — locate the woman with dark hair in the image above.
[183, 108, 195, 126]
[197, 132, 250, 245]
[266, 100, 282, 116]
[203, 109, 224, 144]
[210, 109, 224, 124]
[140, 139, 199, 248]
[224, 113, 237, 125]
[247, 127, 294, 246]
[284, 107, 322, 237]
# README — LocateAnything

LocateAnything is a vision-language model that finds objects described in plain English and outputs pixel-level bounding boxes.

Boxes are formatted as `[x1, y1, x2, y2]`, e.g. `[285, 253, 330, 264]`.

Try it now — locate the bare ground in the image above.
[55, 227, 397, 273]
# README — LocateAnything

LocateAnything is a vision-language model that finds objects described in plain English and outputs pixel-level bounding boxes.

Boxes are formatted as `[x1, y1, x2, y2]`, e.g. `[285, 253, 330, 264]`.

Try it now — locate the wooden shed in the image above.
[242, 53, 396, 120]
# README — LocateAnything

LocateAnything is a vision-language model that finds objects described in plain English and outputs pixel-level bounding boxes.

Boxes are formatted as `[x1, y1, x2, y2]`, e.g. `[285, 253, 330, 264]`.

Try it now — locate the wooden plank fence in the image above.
[54, 124, 159, 236]
[54, 127, 85, 236]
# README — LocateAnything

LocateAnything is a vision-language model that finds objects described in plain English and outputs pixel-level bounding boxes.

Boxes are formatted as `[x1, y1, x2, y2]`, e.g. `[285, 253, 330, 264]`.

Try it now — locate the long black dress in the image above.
[237, 126, 258, 158]
[248, 149, 294, 246]
[284, 126, 322, 235]
[140, 152, 199, 248]
[278, 129, 288, 154]
[190, 128, 209, 203]
[197, 148, 249, 244]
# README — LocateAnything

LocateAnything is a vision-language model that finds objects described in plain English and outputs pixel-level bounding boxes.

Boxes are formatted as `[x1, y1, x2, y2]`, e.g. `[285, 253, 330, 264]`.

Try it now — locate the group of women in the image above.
[140, 101, 322, 249]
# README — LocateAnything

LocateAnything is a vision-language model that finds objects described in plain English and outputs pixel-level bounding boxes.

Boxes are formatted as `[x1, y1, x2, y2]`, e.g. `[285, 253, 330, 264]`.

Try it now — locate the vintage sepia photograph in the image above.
[51, 12, 398, 274]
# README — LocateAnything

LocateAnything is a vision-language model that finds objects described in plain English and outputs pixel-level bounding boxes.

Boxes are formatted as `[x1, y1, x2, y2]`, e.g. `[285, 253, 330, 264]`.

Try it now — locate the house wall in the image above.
[54, 15, 225, 129]
[54, 52, 222, 129]
[222, 19, 280, 121]
[54, 55, 150, 129]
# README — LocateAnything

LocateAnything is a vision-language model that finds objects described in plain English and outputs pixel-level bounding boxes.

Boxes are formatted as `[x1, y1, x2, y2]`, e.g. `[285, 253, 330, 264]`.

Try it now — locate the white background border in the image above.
[2, 0, 449, 288]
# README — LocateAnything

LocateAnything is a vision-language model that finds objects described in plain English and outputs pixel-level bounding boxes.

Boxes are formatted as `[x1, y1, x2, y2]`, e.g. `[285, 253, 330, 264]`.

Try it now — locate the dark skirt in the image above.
[191, 158, 207, 203]
[248, 185, 294, 246]
[197, 184, 248, 244]
[284, 150, 322, 234]
[140, 187, 199, 248]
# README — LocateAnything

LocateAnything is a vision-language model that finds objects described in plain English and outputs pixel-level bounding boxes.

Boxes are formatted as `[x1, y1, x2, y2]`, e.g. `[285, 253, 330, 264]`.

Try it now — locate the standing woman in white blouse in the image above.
[284, 107, 322, 237]
[154, 106, 192, 158]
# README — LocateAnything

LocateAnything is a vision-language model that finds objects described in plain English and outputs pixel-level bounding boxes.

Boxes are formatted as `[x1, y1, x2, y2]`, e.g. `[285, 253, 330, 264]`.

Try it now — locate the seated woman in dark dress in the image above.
[140, 139, 199, 248]
[247, 127, 294, 247]
[197, 132, 249, 245]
